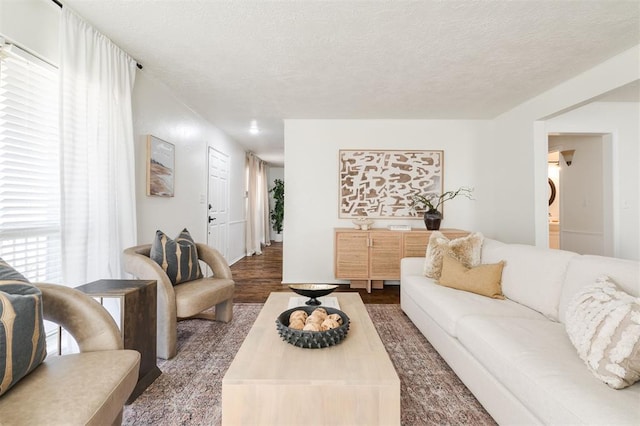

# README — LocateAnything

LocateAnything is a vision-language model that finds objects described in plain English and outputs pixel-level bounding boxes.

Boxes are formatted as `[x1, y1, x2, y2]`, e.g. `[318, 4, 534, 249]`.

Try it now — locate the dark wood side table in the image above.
[75, 279, 162, 404]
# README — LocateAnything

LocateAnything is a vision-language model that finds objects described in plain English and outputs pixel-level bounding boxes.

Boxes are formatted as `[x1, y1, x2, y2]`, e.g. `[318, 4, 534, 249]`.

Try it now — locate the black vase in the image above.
[423, 210, 442, 230]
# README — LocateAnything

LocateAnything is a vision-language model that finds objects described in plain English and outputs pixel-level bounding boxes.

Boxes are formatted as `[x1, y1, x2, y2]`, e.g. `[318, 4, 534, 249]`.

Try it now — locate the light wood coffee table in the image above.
[222, 292, 400, 425]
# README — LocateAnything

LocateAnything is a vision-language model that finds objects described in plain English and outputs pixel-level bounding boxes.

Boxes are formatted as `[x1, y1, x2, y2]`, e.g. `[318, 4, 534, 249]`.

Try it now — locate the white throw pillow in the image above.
[565, 276, 640, 389]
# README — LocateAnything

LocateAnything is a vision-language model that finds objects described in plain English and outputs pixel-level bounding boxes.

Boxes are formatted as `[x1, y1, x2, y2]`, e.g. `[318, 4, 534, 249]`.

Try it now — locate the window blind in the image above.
[0, 42, 62, 283]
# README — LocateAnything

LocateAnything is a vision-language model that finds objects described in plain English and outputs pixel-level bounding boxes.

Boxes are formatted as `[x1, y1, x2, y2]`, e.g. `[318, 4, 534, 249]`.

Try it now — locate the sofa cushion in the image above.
[151, 228, 203, 285]
[423, 231, 483, 280]
[559, 255, 639, 323]
[402, 274, 546, 337]
[0, 277, 47, 396]
[481, 240, 578, 321]
[565, 276, 640, 389]
[0, 350, 140, 425]
[456, 315, 640, 425]
[439, 255, 505, 299]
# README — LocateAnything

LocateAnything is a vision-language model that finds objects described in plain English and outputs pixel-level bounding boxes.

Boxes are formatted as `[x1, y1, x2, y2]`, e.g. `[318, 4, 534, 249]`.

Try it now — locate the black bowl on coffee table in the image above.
[288, 284, 339, 306]
[276, 305, 350, 349]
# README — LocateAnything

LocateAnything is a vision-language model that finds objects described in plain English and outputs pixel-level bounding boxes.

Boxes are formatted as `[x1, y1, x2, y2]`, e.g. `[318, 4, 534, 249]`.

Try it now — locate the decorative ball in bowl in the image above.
[288, 284, 339, 306]
[275, 306, 350, 349]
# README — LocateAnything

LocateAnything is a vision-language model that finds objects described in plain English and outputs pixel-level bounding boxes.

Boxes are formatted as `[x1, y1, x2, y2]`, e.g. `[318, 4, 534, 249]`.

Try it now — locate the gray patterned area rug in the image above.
[123, 304, 495, 426]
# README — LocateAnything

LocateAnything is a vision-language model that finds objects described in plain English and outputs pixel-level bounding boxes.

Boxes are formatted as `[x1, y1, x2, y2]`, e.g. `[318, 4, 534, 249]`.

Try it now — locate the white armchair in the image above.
[123, 243, 234, 359]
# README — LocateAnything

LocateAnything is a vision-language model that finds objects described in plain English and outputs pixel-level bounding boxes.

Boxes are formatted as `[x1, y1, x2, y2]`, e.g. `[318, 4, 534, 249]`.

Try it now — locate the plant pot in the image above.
[273, 232, 283, 242]
[423, 210, 442, 231]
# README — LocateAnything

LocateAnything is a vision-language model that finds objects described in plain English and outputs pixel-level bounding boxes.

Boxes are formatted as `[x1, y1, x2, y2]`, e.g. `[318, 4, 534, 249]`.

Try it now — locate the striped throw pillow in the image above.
[151, 228, 203, 285]
[565, 276, 640, 389]
[0, 259, 47, 396]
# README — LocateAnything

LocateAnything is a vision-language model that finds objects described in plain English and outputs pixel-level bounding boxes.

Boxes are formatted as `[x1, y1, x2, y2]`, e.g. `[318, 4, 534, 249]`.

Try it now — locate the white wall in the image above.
[283, 120, 489, 284]
[476, 45, 640, 259]
[132, 72, 247, 264]
[0, 0, 59, 65]
[546, 102, 639, 260]
[267, 166, 284, 241]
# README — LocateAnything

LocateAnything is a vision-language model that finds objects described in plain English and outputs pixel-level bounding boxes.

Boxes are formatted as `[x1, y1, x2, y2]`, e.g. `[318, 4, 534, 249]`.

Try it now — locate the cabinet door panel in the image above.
[369, 233, 402, 278]
[335, 232, 369, 279]
[403, 232, 429, 257]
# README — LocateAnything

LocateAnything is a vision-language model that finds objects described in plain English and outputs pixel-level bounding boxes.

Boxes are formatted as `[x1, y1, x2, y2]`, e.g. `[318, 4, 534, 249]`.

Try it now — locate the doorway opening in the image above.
[546, 133, 613, 256]
[547, 151, 560, 249]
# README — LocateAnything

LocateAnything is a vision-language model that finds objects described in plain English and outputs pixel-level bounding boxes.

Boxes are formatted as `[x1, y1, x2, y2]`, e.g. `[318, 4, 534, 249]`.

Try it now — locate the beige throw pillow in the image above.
[423, 231, 483, 279]
[565, 276, 640, 389]
[439, 255, 505, 299]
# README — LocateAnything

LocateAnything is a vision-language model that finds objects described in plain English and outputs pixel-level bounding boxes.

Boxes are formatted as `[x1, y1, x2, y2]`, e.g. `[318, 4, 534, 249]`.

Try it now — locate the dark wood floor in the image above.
[230, 242, 400, 304]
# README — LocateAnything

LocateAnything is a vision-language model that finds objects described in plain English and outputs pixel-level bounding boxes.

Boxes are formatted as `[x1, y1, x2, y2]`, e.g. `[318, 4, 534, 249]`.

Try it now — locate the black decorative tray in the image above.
[275, 306, 350, 349]
[288, 284, 338, 305]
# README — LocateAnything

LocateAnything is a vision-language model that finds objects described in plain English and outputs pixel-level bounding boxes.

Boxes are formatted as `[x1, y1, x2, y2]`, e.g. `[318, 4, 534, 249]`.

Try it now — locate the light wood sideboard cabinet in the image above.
[334, 228, 469, 292]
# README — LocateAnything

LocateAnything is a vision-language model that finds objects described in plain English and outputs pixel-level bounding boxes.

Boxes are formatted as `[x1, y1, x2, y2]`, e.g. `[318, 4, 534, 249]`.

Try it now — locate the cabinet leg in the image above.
[349, 280, 382, 293]
[349, 280, 368, 290]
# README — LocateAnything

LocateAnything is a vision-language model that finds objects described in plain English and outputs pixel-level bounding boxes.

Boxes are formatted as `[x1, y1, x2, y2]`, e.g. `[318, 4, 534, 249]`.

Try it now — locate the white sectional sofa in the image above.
[400, 238, 640, 425]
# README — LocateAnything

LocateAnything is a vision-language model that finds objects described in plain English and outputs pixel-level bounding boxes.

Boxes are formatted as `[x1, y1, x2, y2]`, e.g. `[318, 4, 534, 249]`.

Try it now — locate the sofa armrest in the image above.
[35, 283, 123, 352]
[401, 257, 425, 281]
[196, 243, 233, 280]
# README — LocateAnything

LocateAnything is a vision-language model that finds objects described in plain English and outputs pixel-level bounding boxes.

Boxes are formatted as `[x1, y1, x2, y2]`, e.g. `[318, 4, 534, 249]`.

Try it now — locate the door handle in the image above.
[208, 216, 216, 223]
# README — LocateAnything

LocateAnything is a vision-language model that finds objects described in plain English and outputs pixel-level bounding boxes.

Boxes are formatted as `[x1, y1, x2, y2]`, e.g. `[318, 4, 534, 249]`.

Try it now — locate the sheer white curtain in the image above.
[245, 153, 271, 256]
[59, 8, 137, 285]
[261, 166, 271, 244]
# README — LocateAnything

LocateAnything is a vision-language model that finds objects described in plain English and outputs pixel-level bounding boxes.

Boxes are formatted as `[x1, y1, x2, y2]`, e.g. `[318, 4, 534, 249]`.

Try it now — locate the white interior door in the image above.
[207, 147, 230, 260]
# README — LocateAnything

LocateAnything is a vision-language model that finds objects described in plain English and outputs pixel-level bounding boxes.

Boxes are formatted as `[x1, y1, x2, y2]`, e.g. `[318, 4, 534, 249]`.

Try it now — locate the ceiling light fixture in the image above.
[249, 120, 259, 135]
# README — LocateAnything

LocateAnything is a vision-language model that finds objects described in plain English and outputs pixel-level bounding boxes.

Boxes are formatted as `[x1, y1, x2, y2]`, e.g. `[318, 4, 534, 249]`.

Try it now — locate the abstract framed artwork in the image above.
[339, 150, 443, 218]
[146, 135, 175, 197]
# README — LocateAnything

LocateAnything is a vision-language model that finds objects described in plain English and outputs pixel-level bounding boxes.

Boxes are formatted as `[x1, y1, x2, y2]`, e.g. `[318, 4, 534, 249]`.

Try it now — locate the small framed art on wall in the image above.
[146, 135, 175, 197]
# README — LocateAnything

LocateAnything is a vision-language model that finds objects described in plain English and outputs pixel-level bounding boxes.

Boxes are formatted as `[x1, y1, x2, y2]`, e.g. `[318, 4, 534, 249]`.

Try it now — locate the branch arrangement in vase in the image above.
[412, 186, 474, 230]
[412, 186, 474, 213]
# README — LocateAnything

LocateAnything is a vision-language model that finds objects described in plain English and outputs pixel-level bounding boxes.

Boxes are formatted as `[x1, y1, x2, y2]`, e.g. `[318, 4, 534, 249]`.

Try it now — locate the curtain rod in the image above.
[50, 0, 143, 70]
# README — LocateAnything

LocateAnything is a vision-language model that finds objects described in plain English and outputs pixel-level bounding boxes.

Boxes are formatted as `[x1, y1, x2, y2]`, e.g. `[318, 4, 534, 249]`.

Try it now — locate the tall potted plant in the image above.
[412, 187, 473, 230]
[269, 179, 284, 242]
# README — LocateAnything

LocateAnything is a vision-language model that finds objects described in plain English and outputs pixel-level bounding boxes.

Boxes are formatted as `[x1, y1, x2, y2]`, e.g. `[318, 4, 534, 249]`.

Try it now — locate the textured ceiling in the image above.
[62, 0, 640, 166]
